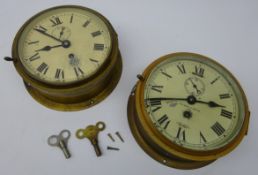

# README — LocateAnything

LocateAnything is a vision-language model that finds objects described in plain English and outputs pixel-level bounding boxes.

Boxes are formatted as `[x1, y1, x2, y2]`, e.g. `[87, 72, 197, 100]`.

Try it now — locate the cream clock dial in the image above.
[18, 7, 112, 85]
[128, 52, 250, 169]
[6, 5, 122, 111]
[144, 56, 243, 151]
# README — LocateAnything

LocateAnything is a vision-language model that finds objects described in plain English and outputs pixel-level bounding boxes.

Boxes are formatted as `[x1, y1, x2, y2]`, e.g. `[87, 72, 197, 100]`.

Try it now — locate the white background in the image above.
[0, 0, 258, 175]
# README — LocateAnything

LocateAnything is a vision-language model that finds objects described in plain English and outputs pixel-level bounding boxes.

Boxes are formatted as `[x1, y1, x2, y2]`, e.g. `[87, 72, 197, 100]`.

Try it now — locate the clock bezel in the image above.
[134, 52, 250, 161]
[10, 5, 122, 111]
[12, 5, 116, 89]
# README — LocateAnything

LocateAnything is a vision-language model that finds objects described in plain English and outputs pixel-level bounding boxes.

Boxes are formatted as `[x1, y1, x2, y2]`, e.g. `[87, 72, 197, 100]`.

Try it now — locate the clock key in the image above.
[76, 121, 106, 157]
[47, 130, 71, 159]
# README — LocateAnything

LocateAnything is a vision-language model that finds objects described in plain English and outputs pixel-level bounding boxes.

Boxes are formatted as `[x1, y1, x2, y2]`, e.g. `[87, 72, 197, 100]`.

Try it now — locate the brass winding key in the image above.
[76, 122, 105, 157]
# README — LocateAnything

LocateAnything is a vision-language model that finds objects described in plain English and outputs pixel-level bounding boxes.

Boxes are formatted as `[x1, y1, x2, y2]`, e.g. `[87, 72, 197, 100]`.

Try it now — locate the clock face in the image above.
[144, 54, 246, 151]
[17, 6, 112, 85]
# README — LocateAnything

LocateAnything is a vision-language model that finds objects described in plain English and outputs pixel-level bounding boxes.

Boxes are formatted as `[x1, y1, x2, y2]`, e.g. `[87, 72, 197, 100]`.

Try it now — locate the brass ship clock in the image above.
[5, 5, 122, 111]
[128, 52, 250, 169]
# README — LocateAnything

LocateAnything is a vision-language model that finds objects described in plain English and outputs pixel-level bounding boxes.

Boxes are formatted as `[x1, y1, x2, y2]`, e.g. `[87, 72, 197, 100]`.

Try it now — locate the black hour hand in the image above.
[36, 44, 62, 52]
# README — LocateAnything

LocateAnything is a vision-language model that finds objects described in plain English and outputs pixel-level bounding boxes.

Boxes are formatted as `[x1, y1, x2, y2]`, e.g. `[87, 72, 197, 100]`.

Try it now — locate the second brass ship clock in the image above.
[6, 5, 122, 111]
[128, 52, 250, 169]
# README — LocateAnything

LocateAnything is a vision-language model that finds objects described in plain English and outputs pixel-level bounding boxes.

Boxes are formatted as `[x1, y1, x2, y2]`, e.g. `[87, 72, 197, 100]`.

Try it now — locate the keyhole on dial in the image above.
[69, 53, 79, 66]
[183, 110, 192, 119]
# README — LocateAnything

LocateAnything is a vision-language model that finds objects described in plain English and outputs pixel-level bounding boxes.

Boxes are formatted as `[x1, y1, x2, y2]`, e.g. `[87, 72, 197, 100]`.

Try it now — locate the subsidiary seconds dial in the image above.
[144, 54, 245, 151]
[128, 49, 249, 170]
[18, 6, 112, 85]
[8, 5, 122, 111]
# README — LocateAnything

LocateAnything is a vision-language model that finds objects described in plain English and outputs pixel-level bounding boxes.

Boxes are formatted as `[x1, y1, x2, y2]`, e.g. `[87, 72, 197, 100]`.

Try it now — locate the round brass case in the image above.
[11, 5, 122, 111]
[127, 52, 250, 169]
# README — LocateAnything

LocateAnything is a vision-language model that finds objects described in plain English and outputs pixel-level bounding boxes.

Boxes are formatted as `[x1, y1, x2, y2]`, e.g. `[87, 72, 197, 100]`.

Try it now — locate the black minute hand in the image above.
[146, 97, 187, 101]
[34, 28, 63, 43]
[146, 96, 225, 108]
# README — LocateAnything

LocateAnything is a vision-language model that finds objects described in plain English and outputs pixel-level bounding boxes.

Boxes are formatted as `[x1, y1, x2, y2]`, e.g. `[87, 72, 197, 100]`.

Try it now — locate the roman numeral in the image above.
[91, 31, 102, 37]
[192, 66, 205, 77]
[157, 115, 169, 125]
[70, 14, 74, 23]
[200, 132, 207, 143]
[50, 17, 63, 26]
[55, 69, 64, 79]
[74, 67, 84, 77]
[176, 127, 186, 141]
[161, 70, 172, 78]
[211, 76, 220, 84]
[37, 62, 48, 74]
[34, 26, 47, 33]
[220, 109, 233, 119]
[164, 121, 171, 130]
[156, 115, 170, 129]
[211, 122, 225, 136]
[151, 85, 163, 93]
[83, 20, 90, 27]
[39, 25, 47, 32]
[177, 64, 186, 74]
[27, 41, 39, 45]
[149, 99, 161, 106]
[28, 53, 40, 61]
[152, 106, 161, 113]
[94, 43, 104, 51]
[220, 93, 231, 99]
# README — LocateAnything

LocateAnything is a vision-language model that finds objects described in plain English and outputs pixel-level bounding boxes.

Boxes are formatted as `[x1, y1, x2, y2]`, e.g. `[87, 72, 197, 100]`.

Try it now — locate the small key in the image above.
[47, 130, 71, 159]
[76, 121, 105, 157]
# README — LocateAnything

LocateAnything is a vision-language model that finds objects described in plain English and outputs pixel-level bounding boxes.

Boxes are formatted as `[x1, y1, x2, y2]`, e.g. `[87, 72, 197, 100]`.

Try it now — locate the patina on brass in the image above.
[76, 121, 106, 156]
[127, 52, 250, 169]
[11, 5, 122, 111]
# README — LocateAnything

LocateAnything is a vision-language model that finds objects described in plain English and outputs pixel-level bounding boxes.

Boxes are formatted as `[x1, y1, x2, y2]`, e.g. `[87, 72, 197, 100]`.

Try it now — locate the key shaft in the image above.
[48, 129, 71, 159]
[59, 140, 71, 159]
[76, 122, 106, 157]
[90, 139, 102, 156]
